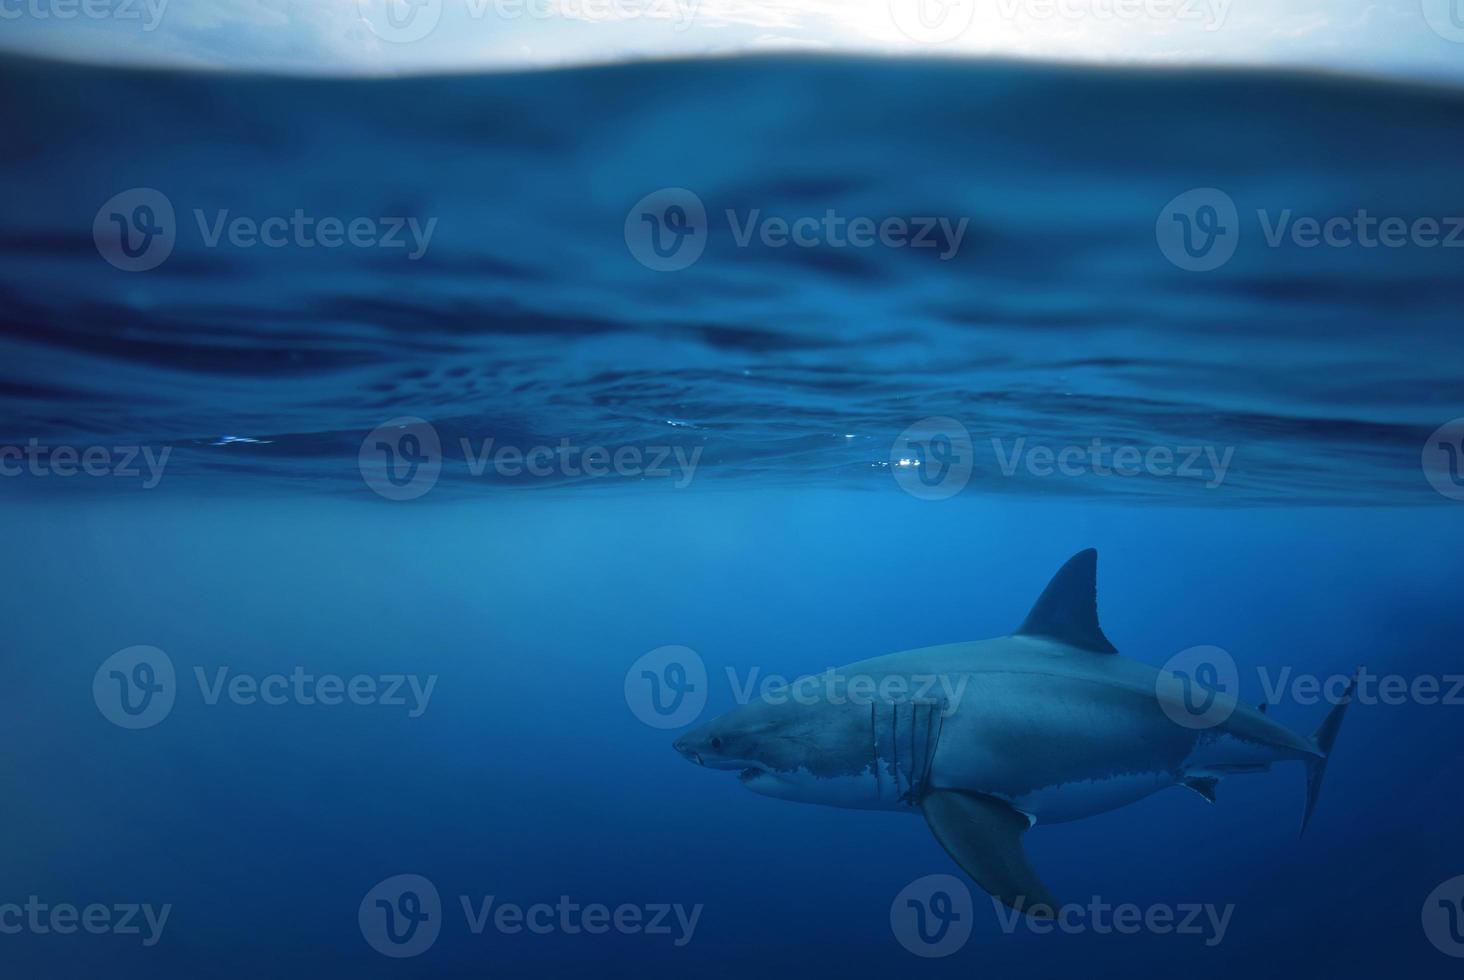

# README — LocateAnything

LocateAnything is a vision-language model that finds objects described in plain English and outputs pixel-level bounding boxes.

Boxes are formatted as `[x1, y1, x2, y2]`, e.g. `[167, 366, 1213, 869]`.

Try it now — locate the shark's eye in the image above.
[710, 737, 723, 751]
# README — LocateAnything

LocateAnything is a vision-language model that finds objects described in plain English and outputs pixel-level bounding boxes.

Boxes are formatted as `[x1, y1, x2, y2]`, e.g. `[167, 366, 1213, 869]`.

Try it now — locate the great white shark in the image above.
[673, 549, 1354, 916]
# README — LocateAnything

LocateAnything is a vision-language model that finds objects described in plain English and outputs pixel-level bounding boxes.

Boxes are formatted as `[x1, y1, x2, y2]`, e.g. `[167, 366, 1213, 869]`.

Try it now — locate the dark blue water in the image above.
[2, 53, 1463, 978]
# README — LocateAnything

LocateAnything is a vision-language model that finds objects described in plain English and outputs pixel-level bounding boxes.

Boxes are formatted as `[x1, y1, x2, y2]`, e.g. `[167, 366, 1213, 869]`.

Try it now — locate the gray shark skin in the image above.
[673, 549, 1355, 917]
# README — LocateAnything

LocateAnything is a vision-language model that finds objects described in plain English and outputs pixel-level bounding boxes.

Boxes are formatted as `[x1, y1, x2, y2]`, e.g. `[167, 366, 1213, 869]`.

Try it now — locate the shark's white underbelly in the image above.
[1004, 770, 1175, 823]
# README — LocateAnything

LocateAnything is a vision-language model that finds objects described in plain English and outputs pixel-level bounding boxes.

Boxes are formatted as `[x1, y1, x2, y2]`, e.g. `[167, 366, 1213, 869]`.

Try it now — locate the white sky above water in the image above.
[0, 0, 1462, 81]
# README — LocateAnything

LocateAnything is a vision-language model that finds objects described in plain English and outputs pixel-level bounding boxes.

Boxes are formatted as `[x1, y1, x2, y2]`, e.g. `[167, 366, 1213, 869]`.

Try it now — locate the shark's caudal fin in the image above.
[922, 790, 1059, 918]
[1299, 669, 1358, 836]
[1015, 548, 1117, 654]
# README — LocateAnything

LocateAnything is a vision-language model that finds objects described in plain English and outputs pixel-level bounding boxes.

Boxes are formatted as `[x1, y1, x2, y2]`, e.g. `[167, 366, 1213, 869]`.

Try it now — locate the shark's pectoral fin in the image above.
[921, 789, 1058, 918]
[1181, 775, 1219, 804]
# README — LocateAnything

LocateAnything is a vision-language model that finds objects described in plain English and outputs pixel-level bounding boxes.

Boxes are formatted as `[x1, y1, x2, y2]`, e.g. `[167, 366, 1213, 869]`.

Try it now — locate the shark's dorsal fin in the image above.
[1015, 549, 1117, 654]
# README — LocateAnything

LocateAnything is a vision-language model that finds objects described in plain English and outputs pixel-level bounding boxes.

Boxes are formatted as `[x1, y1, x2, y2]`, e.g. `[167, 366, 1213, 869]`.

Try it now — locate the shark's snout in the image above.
[672, 737, 704, 766]
[673, 724, 755, 771]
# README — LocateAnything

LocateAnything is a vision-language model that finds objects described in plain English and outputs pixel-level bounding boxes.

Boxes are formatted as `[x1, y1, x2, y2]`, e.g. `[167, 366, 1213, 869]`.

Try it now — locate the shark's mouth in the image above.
[738, 767, 765, 783]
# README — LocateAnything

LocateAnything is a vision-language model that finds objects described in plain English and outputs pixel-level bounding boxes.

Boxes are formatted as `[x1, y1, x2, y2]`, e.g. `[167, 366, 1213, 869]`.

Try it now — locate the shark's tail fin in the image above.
[1299, 668, 1358, 836]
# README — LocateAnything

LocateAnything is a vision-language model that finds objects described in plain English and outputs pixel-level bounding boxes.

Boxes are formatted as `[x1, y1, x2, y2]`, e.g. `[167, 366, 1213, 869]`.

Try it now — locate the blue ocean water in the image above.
[2, 53, 1463, 978]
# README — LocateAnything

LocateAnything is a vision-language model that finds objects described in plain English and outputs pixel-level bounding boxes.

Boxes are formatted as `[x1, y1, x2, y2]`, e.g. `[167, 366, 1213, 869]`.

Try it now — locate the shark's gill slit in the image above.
[901, 694, 913, 796]
[892, 701, 906, 799]
[918, 699, 944, 800]
[869, 700, 881, 801]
